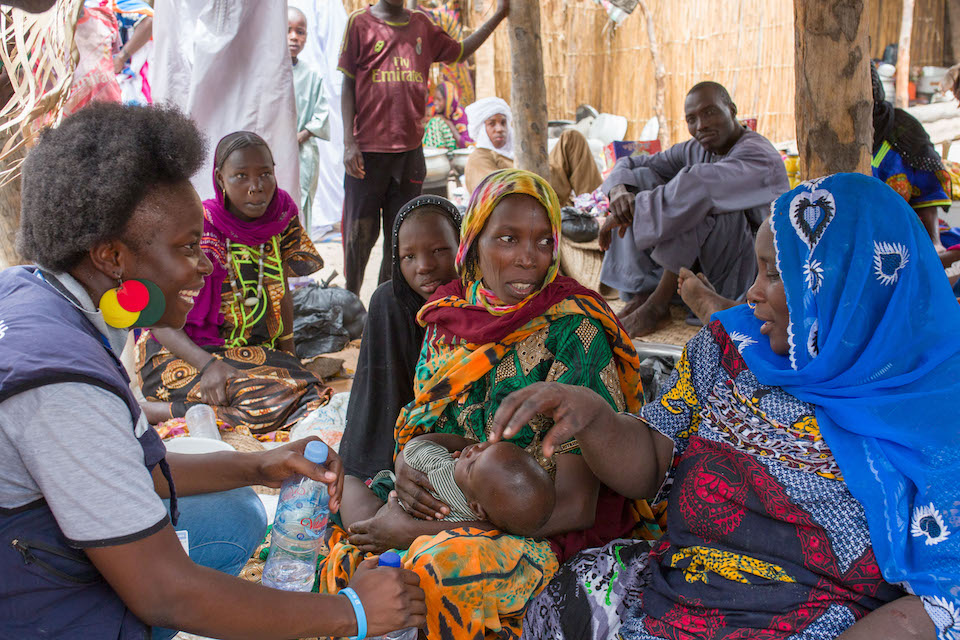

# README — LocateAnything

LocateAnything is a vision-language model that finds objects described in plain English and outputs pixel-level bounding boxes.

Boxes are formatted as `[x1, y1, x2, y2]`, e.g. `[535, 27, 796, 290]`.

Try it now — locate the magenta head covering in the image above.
[181, 132, 299, 346]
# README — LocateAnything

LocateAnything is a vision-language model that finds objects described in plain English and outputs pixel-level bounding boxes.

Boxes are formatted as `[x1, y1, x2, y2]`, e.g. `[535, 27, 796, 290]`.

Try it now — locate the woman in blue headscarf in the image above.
[493, 173, 958, 640]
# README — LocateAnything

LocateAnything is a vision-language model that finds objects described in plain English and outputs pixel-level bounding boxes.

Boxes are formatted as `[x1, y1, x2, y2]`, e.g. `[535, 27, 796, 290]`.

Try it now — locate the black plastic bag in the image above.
[560, 206, 599, 243]
[292, 283, 367, 358]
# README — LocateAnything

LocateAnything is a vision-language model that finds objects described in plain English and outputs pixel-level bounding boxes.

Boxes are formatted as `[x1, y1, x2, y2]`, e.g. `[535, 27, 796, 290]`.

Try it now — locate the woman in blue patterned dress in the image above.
[494, 173, 959, 640]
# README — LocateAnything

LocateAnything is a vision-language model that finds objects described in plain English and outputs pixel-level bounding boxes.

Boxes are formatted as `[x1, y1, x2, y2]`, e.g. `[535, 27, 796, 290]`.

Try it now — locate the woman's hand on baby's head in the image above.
[253, 437, 344, 512]
[491, 382, 612, 457]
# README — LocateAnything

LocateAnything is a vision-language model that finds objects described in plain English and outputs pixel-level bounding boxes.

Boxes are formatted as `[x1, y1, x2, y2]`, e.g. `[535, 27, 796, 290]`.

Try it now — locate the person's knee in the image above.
[184, 488, 267, 576]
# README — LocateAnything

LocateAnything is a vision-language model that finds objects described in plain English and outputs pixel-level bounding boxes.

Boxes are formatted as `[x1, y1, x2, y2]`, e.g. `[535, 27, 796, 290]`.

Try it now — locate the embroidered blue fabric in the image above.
[716, 173, 960, 638]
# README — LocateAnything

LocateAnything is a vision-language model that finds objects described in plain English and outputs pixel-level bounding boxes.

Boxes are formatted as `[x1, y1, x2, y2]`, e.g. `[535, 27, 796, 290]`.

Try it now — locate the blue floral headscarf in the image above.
[717, 173, 960, 638]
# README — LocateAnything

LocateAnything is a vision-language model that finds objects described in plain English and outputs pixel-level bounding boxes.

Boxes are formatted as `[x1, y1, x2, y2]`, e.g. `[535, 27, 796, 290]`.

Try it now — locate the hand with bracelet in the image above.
[340, 555, 426, 639]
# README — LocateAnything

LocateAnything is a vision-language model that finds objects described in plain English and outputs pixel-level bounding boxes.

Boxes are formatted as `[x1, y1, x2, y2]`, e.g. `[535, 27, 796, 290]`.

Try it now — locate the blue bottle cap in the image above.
[304, 441, 329, 464]
[378, 551, 402, 568]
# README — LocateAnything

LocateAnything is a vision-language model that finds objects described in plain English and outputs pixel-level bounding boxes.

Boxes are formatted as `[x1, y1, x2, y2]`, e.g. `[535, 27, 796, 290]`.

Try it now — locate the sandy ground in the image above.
[311, 228, 383, 311]
[305, 228, 388, 394]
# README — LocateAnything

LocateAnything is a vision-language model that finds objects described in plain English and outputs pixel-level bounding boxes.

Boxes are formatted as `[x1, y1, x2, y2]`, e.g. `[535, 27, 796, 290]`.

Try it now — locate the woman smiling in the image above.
[0, 103, 423, 639]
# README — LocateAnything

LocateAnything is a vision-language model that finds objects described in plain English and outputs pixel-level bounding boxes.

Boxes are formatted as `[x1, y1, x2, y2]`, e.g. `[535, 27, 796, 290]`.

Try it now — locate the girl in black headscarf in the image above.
[340, 196, 461, 478]
[870, 61, 953, 244]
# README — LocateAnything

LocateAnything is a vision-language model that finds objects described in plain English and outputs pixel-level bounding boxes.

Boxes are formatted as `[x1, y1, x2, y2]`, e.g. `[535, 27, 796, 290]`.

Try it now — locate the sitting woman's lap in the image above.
[320, 526, 559, 639]
[523, 538, 652, 640]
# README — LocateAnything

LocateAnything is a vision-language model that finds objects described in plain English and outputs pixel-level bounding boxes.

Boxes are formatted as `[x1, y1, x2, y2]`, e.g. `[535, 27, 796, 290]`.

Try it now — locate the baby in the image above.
[342, 435, 556, 537]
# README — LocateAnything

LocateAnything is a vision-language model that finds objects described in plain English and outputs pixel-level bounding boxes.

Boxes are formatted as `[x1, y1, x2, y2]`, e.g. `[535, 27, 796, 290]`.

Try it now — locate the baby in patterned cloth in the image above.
[342, 435, 556, 537]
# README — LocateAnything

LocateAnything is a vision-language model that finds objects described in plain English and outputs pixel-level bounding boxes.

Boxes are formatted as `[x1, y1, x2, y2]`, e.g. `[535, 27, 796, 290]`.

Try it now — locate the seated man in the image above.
[463, 96, 602, 206]
[340, 434, 556, 538]
[600, 81, 789, 336]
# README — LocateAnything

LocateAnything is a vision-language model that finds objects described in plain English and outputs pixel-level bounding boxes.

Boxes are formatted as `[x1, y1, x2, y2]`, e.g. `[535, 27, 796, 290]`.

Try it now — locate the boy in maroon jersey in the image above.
[338, 0, 508, 294]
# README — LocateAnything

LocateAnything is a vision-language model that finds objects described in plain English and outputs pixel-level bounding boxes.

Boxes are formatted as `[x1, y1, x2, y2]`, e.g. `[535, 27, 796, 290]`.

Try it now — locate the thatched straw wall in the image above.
[867, 0, 948, 67]
[340, 1, 948, 146]
[489, 0, 797, 145]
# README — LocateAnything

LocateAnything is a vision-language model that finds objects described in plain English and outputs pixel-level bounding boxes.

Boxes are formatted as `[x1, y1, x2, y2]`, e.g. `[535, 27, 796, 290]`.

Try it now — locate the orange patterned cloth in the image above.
[319, 525, 558, 639]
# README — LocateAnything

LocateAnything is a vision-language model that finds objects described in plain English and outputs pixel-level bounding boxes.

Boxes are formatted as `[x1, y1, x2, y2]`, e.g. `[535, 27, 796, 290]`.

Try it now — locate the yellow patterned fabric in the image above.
[667, 546, 796, 585]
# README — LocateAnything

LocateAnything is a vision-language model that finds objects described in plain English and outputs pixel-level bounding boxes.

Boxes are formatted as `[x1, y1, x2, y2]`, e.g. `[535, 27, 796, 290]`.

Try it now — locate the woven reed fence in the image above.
[867, 0, 948, 68]
[345, 0, 947, 146]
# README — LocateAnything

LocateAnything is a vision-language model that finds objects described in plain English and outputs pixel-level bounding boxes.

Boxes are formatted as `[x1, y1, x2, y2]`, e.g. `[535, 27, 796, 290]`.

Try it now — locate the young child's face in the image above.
[287, 11, 307, 60]
[453, 441, 492, 499]
[396, 209, 459, 300]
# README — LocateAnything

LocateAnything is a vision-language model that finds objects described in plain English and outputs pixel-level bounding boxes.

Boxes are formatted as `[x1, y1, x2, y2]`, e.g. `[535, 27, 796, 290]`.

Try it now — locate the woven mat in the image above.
[634, 305, 701, 347]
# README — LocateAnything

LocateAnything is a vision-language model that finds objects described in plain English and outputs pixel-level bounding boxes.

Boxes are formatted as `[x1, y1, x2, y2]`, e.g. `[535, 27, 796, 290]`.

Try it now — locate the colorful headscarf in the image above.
[183, 132, 299, 346]
[396, 169, 642, 451]
[716, 173, 960, 638]
[427, 81, 472, 146]
[449, 168, 561, 316]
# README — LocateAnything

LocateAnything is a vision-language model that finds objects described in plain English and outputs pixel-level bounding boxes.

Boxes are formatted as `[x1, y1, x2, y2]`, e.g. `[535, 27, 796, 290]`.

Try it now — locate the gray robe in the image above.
[600, 129, 789, 299]
[293, 59, 331, 232]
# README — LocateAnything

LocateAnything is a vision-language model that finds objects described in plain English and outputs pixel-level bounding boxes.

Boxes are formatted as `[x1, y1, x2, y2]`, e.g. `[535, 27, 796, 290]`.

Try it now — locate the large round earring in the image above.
[99, 278, 166, 328]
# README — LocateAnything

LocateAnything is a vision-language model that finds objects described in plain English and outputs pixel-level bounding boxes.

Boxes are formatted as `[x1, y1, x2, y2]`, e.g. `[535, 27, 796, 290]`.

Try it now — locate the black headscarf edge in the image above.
[390, 195, 463, 317]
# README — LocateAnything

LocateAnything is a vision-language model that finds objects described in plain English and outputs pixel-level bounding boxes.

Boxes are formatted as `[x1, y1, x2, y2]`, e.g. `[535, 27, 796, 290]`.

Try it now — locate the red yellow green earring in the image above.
[99, 278, 166, 328]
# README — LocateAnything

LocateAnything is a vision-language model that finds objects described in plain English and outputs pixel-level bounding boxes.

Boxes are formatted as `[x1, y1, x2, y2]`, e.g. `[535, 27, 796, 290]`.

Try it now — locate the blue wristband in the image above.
[340, 587, 367, 640]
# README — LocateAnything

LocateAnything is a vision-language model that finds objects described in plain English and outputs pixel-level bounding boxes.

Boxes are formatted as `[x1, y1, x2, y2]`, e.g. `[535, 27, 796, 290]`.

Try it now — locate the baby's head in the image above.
[453, 441, 555, 537]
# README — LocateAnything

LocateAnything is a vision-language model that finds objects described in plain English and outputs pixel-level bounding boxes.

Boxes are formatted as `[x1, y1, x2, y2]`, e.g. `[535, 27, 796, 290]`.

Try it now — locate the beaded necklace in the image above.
[226, 239, 265, 307]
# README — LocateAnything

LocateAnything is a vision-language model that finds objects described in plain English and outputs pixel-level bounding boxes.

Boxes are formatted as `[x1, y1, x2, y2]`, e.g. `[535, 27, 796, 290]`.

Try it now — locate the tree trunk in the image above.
[793, 0, 873, 179]
[895, 0, 915, 109]
[636, 0, 670, 149]
[508, 2, 549, 178]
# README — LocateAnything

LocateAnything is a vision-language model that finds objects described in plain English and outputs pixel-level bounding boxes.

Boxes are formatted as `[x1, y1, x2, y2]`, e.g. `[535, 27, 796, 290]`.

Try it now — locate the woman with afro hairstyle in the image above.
[0, 103, 424, 639]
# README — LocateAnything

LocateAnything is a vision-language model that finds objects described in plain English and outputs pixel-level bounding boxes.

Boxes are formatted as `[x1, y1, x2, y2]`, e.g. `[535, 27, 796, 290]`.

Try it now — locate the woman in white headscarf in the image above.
[463, 96, 602, 206]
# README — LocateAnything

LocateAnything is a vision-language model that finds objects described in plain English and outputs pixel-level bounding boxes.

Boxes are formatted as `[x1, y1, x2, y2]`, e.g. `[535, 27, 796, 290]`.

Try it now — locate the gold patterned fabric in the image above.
[135, 218, 329, 437]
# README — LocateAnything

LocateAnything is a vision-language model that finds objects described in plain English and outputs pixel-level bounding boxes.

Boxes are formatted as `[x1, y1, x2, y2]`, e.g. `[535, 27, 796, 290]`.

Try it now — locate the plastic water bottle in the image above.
[369, 551, 419, 640]
[261, 441, 330, 591]
[184, 404, 220, 440]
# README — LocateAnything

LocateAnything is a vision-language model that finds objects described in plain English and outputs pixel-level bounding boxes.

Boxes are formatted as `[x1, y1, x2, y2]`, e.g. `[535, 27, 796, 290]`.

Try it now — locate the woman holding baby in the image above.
[321, 169, 659, 639]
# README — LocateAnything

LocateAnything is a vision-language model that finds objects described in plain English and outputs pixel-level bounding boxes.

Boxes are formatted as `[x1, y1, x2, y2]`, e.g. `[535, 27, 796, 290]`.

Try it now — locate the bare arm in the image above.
[278, 289, 296, 355]
[151, 327, 213, 370]
[836, 596, 935, 640]
[86, 527, 426, 639]
[341, 75, 365, 179]
[531, 453, 599, 537]
[459, 0, 509, 60]
[153, 436, 345, 511]
[491, 382, 674, 500]
[915, 205, 941, 247]
[121, 17, 153, 61]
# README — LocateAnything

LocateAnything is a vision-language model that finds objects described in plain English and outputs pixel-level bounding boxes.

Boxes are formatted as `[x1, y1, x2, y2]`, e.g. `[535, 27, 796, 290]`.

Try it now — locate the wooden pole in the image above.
[508, 2, 549, 178]
[793, 0, 873, 178]
[636, 0, 670, 149]
[895, 0, 915, 109]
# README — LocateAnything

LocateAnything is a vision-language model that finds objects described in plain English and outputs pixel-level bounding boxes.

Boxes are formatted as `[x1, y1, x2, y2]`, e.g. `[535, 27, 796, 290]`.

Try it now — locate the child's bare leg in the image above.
[339, 475, 387, 529]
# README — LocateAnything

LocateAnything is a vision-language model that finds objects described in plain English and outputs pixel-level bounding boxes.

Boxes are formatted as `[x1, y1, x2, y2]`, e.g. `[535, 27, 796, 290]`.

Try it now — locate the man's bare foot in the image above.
[618, 292, 650, 318]
[678, 267, 740, 324]
[621, 301, 671, 337]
